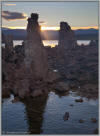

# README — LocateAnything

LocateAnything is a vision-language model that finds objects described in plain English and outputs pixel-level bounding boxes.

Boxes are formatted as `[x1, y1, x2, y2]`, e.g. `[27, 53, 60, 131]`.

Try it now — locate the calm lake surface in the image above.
[2, 40, 90, 47]
[2, 91, 98, 134]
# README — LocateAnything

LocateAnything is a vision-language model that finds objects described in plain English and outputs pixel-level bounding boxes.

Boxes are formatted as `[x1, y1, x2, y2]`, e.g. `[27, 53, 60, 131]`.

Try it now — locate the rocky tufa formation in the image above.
[2, 13, 98, 99]
[12, 13, 60, 99]
[5, 35, 13, 51]
[58, 22, 76, 50]
[24, 13, 49, 81]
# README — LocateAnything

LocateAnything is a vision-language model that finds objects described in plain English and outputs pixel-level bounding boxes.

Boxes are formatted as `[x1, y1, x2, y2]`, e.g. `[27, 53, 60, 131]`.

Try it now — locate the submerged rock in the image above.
[63, 112, 69, 121]
[75, 98, 83, 102]
[79, 119, 84, 123]
[91, 118, 97, 123]
[69, 104, 74, 107]
[12, 97, 20, 103]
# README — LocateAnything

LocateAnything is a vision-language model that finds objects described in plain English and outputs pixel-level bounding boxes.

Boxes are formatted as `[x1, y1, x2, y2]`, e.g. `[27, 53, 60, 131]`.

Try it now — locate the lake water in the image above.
[2, 91, 98, 134]
[43, 40, 90, 47]
[2, 40, 90, 48]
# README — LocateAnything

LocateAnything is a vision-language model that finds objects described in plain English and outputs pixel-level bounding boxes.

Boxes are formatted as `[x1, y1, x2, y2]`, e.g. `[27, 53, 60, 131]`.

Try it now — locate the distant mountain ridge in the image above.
[2, 27, 98, 40]
[75, 28, 98, 35]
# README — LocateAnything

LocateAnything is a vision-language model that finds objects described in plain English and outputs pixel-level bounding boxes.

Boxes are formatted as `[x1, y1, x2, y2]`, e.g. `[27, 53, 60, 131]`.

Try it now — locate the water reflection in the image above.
[2, 90, 98, 134]
[42, 92, 98, 134]
[21, 94, 48, 134]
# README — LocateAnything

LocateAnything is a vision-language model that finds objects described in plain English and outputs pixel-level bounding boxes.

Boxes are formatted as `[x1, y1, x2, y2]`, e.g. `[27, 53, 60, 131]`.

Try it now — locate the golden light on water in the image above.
[51, 44, 56, 48]
[43, 40, 57, 48]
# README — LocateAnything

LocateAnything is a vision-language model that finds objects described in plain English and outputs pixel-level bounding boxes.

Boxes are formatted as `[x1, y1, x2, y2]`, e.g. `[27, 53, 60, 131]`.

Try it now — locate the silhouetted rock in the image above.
[2, 43, 15, 98]
[91, 118, 97, 123]
[63, 112, 69, 121]
[5, 35, 13, 50]
[79, 119, 84, 123]
[47, 38, 98, 98]
[24, 13, 59, 82]
[2, 32, 5, 43]
[12, 13, 60, 98]
[75, 98, 83, 102]
[58, 22, 76, 49]
[31, 89, 43, 97]
[89, 40, 96, 46]
[12, 97, 20, 103]
[69, 104, 74, 106]
[2, 13, 98, 99]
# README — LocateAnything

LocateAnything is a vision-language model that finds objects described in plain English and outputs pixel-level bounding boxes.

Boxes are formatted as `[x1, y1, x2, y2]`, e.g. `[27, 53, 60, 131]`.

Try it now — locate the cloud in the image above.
[39, 21, 47, 25]
[2, 11, 27, 21]
[4, 3, 16, 6]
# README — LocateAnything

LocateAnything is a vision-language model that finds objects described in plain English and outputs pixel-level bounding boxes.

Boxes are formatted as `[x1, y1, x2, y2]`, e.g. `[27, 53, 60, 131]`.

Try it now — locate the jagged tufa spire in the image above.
[31, 13, 38, 22]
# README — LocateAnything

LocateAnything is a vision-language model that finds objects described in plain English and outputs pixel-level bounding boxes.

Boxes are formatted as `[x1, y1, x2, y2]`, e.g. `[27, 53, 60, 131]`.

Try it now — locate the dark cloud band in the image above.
[39, 21, 47, 24]
[2, 11, 27, 21]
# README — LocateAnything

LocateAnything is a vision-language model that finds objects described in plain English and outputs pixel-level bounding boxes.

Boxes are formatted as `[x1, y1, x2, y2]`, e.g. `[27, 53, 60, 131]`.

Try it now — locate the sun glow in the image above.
[41, 26, 59, 31]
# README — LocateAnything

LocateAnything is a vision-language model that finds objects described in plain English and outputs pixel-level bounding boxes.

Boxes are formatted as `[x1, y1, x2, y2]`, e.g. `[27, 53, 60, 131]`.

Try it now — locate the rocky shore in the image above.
[2, 13, 98, 100]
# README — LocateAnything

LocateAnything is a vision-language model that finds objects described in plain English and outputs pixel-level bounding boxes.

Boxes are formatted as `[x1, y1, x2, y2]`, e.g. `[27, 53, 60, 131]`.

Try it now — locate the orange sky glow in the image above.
[3, 26, 98, 30]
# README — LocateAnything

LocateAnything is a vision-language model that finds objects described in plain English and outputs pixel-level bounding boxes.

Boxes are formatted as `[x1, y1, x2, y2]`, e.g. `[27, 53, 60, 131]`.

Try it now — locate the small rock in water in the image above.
[75, 98, 83, 102]
[12, 97, 20, 103]
[79, 119, 84, 123]
[63, 112, 69, 121]
[69, 104, 74, 106]
[91, 118, 97, 123]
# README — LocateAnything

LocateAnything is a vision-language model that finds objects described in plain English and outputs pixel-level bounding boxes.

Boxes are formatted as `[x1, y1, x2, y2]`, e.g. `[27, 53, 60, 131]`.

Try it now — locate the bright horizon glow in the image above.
[4, 3, 16, 6]
[4, 26, 26, 29]
[41, 26, 59, 31]
[41, 26, 98, 30]
[3, 26, 98, 30]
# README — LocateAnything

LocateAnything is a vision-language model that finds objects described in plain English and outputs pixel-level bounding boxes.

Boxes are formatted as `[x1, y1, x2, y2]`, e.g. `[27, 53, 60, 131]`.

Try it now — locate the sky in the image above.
[2, 1, 99, 30]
